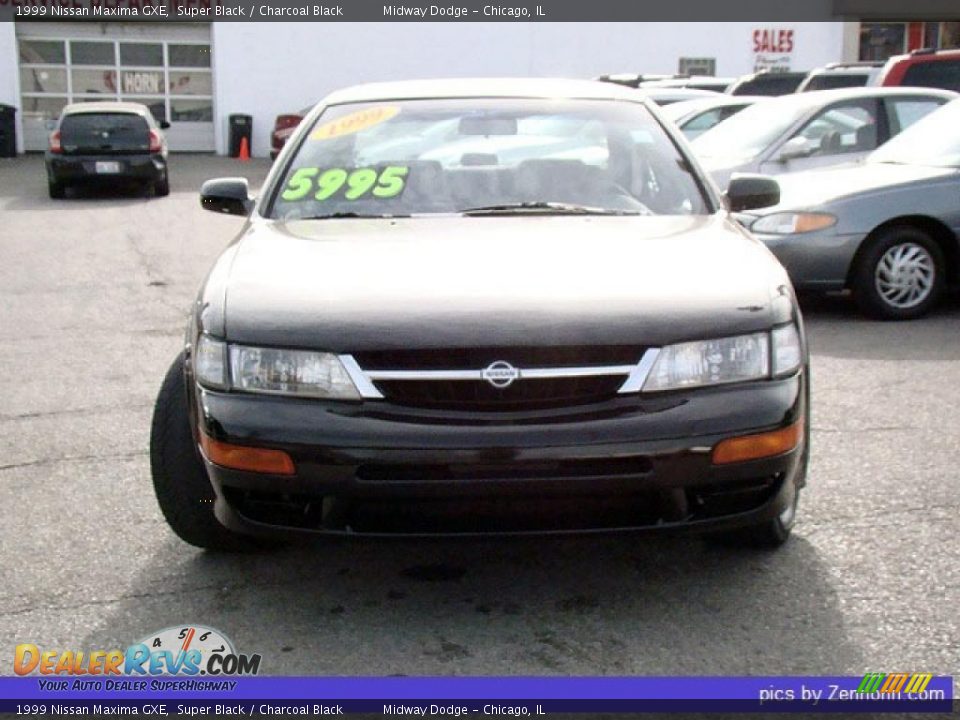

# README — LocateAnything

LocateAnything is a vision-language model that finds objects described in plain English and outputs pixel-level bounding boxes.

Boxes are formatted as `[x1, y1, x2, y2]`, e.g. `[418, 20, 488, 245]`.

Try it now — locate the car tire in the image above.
[48, 181, 65, 199]
[852, 226, 945, 320]
[154, 176, 170, 197]
[150, 352, 264, 552]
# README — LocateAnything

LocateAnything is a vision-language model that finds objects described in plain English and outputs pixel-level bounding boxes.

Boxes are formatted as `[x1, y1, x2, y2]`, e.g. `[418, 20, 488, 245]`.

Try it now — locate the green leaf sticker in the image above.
[281, 166, 409, 202]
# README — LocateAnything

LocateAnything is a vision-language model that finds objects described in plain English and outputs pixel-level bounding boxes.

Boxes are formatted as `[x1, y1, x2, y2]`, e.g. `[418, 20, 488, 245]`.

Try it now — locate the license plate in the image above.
[95, 161, 121, 174]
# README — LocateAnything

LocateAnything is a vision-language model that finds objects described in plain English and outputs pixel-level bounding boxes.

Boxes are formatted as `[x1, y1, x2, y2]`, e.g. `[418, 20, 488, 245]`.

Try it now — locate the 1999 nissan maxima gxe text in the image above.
[150, 79, 809, 551]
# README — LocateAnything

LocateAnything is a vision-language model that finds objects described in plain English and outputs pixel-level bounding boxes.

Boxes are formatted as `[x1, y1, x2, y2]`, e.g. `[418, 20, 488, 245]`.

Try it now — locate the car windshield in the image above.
[268, 98, 710, 219]
[691, 96, 813, 158]
[868, 99, 960, 168]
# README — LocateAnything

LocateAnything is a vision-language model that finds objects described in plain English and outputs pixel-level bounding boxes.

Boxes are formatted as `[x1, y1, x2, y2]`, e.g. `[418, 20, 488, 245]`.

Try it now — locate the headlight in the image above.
[194, 336, 228, 390]
[192, 335, 361, 400]
[642, 325, 803, 392]
[643, 332, 770, 392]
[752, 212, 836, 234]
[230, 345, 361, 400]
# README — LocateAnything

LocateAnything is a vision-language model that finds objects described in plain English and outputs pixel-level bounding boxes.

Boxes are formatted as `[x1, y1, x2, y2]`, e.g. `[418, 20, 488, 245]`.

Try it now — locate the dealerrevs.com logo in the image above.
[14, 625, 261, 678]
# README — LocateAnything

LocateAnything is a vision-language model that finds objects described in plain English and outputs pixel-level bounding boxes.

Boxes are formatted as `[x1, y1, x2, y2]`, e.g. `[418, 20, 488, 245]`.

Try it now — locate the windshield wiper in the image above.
[460, 202, 642, 216]
[299, 211, 410, 220]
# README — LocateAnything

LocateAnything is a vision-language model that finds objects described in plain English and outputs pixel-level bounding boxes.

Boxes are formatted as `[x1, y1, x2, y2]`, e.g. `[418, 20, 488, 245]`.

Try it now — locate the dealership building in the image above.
[1, 20, 958, 157]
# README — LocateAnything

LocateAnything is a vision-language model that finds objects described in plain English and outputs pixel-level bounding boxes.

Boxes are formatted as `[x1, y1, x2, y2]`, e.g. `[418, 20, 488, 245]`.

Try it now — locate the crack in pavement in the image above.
[0, 450, 147, 472]
[0, 575, 330, 619]
[806, 501, 960, 523]
[812, 425, 921, 433]
[125, 231, 188, 317]
[0, 403, 153, 422]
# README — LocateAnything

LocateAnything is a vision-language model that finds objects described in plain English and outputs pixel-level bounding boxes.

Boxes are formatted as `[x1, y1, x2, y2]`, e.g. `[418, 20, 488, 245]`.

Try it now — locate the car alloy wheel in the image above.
[874, 241, 936, 310]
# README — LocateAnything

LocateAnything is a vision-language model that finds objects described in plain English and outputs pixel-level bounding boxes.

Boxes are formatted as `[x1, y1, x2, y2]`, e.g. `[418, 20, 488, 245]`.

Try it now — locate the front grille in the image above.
[374, 375, 626, 410]
[352, 346, 645, 411]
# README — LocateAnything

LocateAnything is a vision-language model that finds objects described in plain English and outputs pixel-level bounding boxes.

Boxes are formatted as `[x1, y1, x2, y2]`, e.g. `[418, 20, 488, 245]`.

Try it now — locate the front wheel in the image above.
[705, 482, 800, 550]
[150, 352, 263, 551]
[852, 227, 945, 320]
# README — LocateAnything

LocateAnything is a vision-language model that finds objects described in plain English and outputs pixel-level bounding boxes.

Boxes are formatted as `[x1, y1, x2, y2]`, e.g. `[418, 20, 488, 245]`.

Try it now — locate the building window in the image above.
[939, 22, 960, 49]
[169, 44, 211, 68]
[859, 23, 906, 62]
[71, 41, 115, 66]
[72, 68, 117, 96]
[119, 43, 163, 67]
[19, 67, 67, 94]
[18, 39, 65, 64]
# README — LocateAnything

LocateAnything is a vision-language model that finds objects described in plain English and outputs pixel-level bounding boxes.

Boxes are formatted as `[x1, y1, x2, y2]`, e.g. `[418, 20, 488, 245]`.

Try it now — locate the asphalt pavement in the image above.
[1, 154, 958, 677]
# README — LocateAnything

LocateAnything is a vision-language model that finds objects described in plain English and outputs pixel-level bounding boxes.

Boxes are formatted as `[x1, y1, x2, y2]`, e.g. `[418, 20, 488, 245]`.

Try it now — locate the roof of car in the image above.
[808, 65, 878, 75]
[321, 78, 646, 106]
[639, 77, 735, 89]
[771, 85, 958, 106]
[641, 87, 721, 102]
[662, 95, 764, 117]
[61, 101, 152, 116]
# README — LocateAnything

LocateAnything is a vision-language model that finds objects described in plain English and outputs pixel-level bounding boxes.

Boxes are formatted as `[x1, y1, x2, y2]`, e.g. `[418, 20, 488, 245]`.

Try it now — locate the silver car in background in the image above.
[692, 87, 957, 189]
[739, 99, 960, 320]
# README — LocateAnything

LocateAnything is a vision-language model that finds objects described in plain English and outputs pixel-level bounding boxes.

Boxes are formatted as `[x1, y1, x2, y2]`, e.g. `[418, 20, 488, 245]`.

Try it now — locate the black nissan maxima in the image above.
[150, 79, 809, 551]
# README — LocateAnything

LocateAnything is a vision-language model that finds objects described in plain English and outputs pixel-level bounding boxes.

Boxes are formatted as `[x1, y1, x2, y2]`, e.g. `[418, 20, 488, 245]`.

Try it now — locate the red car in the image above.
[269, 107, 311, 160]
[877, 48, 960, 92]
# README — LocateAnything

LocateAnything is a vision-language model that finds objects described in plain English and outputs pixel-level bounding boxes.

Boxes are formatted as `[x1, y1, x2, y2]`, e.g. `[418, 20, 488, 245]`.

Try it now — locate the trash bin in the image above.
[0, 104, 16, 158]
[228, 114, 252, 158]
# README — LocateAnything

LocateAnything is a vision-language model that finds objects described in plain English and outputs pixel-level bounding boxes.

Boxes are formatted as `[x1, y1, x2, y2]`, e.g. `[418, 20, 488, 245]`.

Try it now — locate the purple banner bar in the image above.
[0, 676, 953, 707]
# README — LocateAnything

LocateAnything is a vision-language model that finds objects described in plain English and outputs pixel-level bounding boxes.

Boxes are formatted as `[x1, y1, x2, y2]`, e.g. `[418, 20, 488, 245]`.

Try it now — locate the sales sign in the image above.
[752, 27, 794, 72]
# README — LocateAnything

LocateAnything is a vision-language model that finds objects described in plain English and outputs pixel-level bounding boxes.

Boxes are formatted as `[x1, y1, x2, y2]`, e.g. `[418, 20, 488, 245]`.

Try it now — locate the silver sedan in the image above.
[692, 87, 957, 190]
[739, 99, 960, 320]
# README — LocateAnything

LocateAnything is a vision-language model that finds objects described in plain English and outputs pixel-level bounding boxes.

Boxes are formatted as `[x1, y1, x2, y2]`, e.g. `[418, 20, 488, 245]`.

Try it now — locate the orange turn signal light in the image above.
[712, 419, 804, 465]
[199, 433, 296, 476]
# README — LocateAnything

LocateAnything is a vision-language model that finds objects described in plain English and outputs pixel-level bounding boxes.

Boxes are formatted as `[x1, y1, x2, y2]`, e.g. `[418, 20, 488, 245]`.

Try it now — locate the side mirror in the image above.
[725, 173, 780, 212]
[777, 136, 814, 162]
[200, 177, 253, 216]
[159, 120, 171, 130]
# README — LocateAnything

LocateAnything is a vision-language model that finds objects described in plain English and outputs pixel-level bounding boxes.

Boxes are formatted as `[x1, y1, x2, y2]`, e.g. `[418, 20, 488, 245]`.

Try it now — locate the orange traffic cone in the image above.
[238, 136, 250, 161]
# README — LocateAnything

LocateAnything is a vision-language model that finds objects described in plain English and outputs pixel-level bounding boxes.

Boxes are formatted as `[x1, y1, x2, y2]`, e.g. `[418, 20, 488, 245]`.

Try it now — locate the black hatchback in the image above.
[45, 101, 170, 199]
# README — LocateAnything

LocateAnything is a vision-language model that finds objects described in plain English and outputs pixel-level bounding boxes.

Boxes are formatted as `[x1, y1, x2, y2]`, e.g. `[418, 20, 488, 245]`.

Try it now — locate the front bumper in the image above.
[752, 229, 867, 292]
[46, 153, 166, 184]
[193, 374, 808, 537]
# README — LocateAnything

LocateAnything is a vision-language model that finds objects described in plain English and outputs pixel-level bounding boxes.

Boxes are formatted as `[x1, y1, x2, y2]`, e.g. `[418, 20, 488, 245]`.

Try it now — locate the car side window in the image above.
[683, 108, 724, 133]
[885, 98, 944, 135]
[787, 100, 879, 157]
[902, 60, 960, 92]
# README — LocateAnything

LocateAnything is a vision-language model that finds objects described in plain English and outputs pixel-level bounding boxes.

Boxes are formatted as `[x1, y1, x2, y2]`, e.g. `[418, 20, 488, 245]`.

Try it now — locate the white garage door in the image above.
[16, 23, 214, 152]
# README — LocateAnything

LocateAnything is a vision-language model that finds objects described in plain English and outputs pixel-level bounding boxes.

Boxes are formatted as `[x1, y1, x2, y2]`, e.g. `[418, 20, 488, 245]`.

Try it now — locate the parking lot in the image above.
[1, 153, 958, 677]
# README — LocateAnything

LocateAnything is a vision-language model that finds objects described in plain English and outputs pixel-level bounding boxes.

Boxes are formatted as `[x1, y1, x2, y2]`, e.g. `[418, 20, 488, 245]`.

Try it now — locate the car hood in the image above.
[216, 215, 790, 351]
[767, 161, 960, 209]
